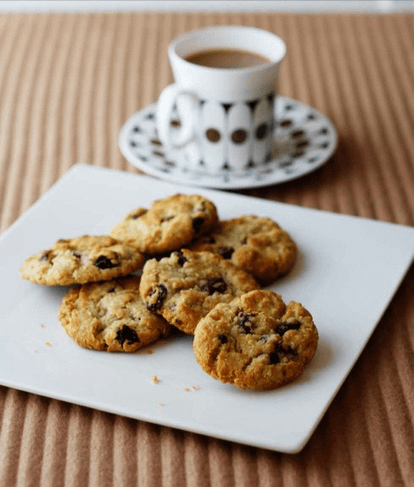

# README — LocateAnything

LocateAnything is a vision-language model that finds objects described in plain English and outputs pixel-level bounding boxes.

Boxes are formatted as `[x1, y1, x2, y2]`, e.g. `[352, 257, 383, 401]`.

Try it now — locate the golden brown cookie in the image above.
[189, 215, 297, 285]
[59, 275, 171, 352]
[110, 193, 218, 255]
[21, 235, 145, 286]
[193, 290, 318, 390]
[139, 249, 260, 335]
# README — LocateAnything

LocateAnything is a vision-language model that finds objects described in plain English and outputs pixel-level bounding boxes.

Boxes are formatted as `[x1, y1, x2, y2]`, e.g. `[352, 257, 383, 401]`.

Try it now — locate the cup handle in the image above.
[157, 83, 199, 148]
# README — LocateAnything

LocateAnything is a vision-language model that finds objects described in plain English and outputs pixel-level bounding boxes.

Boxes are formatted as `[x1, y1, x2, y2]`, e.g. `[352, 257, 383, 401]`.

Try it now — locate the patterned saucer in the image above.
[119, 96, 338, 189]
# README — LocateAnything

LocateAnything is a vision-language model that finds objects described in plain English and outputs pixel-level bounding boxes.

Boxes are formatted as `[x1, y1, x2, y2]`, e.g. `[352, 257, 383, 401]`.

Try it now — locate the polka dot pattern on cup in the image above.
[119, 96, 338, 190]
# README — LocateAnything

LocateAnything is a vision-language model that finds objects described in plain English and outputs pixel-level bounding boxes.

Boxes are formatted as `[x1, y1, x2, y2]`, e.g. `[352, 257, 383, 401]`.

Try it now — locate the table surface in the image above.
[0, 11, 413, 487]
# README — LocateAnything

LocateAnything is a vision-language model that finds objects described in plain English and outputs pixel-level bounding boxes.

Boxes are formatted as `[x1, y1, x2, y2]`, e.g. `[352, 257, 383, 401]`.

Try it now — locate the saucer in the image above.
[119, 96, 338, 189]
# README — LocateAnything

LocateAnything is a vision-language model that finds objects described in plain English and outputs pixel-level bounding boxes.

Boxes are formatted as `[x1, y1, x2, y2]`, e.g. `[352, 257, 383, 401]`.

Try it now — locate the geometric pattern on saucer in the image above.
[119, 96, 338, 189]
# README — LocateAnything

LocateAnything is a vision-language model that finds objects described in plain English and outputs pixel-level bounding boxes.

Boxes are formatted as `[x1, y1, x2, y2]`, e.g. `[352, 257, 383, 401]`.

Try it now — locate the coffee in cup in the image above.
[156, 26, 286, 175]
[185, 48, 272, 69]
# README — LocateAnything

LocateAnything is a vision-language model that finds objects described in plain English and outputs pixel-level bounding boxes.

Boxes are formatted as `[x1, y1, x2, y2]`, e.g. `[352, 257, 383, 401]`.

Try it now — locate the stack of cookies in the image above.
[21, 193, 319, 390]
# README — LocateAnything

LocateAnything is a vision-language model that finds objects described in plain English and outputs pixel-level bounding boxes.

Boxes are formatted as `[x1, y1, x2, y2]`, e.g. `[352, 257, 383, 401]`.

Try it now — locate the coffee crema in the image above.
[185, 49, 271, 69]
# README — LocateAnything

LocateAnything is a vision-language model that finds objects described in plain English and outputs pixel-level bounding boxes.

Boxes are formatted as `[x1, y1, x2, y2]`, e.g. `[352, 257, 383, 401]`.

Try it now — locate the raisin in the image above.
[73, 252, 82, 259]
[217, 246, 234, 259]
[276, 321, 301, 336]
[192, 217, 205, 235]
[268, 352, 280, 364]
[146, 284, 167, 311]
[269, 342, 297, 364]
[237, 310, 256, 334]
[116, 325, 140, 346]
[94, 255, 119, 269]
[218, 335, 228, 344]
[161, 215, 174, 223]
[200, 277, 227, 295]
[239, 322, 252, 334]
[39, 251, 50, 262]
[201, 236, 216, 244]
[268, 342, 286, 364]
[174, 250, 187, 266]
[130, 212, 144, 220]
[258, 334, 270, 343]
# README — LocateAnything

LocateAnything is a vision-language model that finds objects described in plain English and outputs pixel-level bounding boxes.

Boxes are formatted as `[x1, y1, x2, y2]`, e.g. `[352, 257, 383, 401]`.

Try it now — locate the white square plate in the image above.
[0, 164, 412, 453]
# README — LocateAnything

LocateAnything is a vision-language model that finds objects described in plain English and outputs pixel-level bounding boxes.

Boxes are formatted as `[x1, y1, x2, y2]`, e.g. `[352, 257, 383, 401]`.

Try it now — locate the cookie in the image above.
[193, 290, 318, 390]
[189, 215, 297, 285]
[110, 194, 219, 255]
[21, 235, 145, 286]
[59, 275, 171, 352]
[139, 249, 260, 335]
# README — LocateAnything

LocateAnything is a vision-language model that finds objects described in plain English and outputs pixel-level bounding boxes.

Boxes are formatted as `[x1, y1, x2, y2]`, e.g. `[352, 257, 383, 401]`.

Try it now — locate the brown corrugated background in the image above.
[0, 11, 413, 486]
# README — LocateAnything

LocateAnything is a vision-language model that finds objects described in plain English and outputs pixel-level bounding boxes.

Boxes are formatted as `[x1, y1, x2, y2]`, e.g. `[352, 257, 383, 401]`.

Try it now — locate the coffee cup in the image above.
[156, 25, 286, 175]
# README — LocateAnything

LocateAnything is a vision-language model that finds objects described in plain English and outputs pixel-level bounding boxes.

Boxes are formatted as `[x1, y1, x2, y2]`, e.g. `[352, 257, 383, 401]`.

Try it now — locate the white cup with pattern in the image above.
[157, 26, 286, 175]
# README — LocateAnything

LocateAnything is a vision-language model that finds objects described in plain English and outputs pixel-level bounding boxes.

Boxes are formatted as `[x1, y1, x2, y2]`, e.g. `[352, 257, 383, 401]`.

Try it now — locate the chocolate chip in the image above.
[276, 321, 301, 336]
[218, 335, 228, 344]
[200, 277, 227, 295]
[192, 217, 205, 235]
[174, 250, 187, 266]
[217, 246, 234, 259]
[146, 284, 167, 311]
[73, 252, 81, 259]
[116, 325, 140, 346]
[94, 255, 119, 269]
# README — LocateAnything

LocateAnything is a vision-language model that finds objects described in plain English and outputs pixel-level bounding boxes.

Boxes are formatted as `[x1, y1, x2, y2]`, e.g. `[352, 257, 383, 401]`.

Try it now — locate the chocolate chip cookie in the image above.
[21, 235, 145, 286]
[193, 290, 318, 390]
[59, 275, 171, 352]
[189, 215, 297, 285]
[110, 194, 218, 255]
[139, 249, 260, 335]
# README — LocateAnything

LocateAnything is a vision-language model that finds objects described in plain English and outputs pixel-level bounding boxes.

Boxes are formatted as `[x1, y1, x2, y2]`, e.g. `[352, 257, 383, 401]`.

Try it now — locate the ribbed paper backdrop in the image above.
[0, 12, 413, 487]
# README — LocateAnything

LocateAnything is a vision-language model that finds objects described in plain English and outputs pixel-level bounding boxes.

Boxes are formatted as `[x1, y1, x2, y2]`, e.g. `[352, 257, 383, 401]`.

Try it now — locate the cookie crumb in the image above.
[157, 400, 164, 407]
[152, 375, 159, 384]
[183, 387, 191, 392]
[40, 323, 45, 328]
[45, 341, 52, 347]
[192, 385, 200, 391]
[33, 348, 38, 353]
[146, 348, 154, 355]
